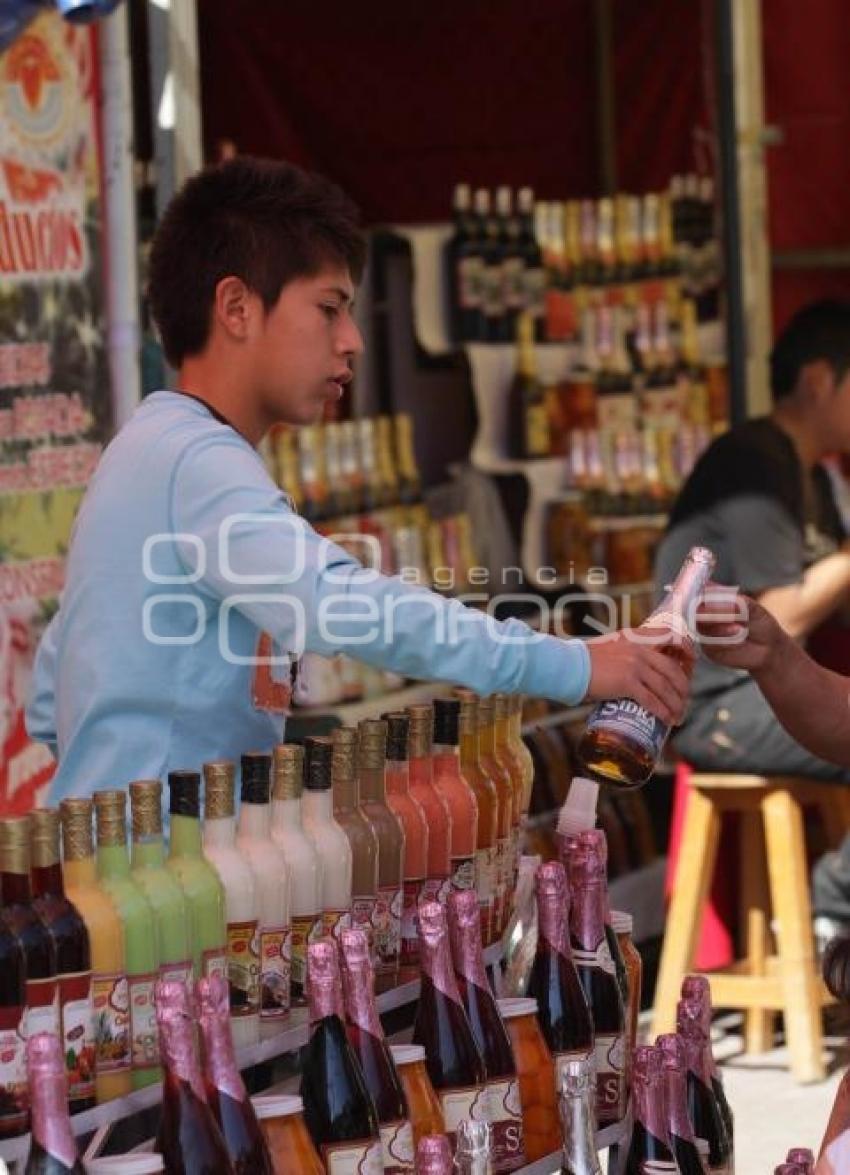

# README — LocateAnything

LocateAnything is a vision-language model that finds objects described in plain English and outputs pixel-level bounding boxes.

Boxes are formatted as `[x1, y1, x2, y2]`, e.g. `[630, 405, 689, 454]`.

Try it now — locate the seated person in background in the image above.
[656, 299, 850, 785]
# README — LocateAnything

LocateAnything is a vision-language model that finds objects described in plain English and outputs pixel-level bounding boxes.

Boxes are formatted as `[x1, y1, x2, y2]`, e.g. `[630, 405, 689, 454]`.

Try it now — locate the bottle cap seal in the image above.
[433, 698, 460, 746]
[497, 997, 538, 1020]
[168, 770, 200, 818]
[385, 712, 410, 761]
[272, 745, 304, 801]
[30, 808, 60, 867]
[389, 1043, 426, 1066]
[251, 1093, 304, 1122]
[93, 790, 127, 847]
[357, 719, 387, 770]
[59, 798, 93, 861]
[240, 752, 271, 804]
[203, 762, 235, 818]
[304, 737, 333, 791]
[406, 703, 434, 757]
[129, 779, 162, 838]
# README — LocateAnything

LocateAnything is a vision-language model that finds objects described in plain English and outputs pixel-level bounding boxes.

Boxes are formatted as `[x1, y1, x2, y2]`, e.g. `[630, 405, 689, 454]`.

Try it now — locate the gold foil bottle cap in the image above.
[93, 790, 127, 847]
[30, 808, 60, 869]
[407, 703, 434, 758]
[455, 689, 479, 735]
[0, 816, 30, 876]
[60, 798, 94, 862]
[203, 761, 235, 819]
[272, 744, 304, 801]
[332, 728, 357, 788]
[494, 693, 510, 720]
[357, 718, 387, 772]
[129, 779, 163, 839]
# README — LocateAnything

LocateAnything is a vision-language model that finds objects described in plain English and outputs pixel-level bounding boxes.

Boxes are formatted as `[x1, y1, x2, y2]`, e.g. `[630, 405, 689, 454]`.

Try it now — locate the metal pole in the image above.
[715, 0, 748, 425]
[99, 5, 141, 430]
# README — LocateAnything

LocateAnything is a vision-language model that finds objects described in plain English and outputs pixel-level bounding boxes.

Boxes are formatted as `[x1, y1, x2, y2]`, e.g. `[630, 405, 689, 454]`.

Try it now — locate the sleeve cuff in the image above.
[517, 635, 591, 706]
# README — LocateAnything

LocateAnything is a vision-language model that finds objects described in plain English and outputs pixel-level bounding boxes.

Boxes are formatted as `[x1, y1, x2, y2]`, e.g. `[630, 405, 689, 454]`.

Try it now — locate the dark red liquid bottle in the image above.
[624, 1046, 678, 1174]
[30, 809, 94, 1115]
[657, 1034, 706, 1175]
[23, 1034, 85, 1175]
[527, 862, 593, 1088]
[154, 979, 234, 1175]
[680, 975, 734, 1149]
[412, 900, 488, 1153]
[339, 927, 414, 1172]
[448, 888, 525, 1172]
[300, 939, 382, 1170]
[197, 973, 272, 1173]
[568, 848, 627, 1128]
[677, 999, 732, 1175]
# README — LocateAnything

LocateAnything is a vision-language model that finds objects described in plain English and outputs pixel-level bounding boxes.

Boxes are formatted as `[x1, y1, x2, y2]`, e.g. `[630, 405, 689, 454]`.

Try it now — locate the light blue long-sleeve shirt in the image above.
[26, 392, 591, 803]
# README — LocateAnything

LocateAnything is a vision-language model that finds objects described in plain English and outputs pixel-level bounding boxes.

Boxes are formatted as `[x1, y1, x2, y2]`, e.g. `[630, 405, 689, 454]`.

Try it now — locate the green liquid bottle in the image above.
[128, 780, 193, 986]
[93, 789, 161, 1089]
[166, 771, 227, 981]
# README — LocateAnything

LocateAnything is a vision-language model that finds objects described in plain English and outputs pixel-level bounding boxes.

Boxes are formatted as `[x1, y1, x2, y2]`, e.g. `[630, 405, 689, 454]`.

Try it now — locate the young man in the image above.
[655, 299, 850, 783]
[26, 157, 689, 802]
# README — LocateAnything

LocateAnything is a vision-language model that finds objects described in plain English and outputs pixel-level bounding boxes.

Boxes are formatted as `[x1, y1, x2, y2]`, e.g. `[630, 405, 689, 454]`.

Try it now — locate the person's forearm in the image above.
[759, 550, 850, 639]
[754, 636, 850, 766]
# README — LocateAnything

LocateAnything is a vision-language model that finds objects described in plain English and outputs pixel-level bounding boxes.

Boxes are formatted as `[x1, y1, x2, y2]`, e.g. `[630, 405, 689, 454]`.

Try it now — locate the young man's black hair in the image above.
[770, 298, 850, 401]
[147, 156, 367, 368]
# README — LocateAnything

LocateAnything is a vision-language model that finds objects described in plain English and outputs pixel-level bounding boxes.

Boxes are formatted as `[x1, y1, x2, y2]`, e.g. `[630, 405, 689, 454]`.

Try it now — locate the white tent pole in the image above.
[99, 4, 141, 430]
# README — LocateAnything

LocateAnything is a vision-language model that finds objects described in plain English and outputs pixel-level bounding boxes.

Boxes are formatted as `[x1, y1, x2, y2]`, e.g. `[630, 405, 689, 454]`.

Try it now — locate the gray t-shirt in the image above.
[655, 417, 845, 699]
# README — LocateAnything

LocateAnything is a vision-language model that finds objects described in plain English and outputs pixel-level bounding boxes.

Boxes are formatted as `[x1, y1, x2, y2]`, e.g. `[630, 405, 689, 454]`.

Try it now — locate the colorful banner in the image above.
[0, 13, 110, 813]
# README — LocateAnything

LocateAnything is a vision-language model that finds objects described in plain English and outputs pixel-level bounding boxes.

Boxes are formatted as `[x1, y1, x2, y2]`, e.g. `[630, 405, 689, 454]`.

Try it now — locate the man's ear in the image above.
[797, 358, 837, 405]
[213, 276, 257, 343]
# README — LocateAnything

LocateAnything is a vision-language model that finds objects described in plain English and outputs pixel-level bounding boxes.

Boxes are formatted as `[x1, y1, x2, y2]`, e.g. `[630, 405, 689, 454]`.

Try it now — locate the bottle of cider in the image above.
[455, 692, 498, 944]
[406, 704, 452, 907]
[579, 546, 715, 788]
[383, 714, 429, 977]
[680, 974, 734, 1149]
[624, 1046, 678, 1174]
[656, 1034, 705, 1175]
[558, 1057, 602, 1175]
[332, 728, 379, 952]
[431, 699, 478, 897]
[24, 1034, 85, 1175]
[477, 696, 514, 938]
[357, 720, 404, 990]
[339, 928, 415, 1172]
[677, 999, 732, 1175]
[302, 737, 353, 943]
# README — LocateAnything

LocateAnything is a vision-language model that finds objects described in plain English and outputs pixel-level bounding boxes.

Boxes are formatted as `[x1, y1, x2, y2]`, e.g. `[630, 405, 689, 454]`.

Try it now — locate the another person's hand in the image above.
[696, 588, 785, 674]
[584, 627, 694, 726]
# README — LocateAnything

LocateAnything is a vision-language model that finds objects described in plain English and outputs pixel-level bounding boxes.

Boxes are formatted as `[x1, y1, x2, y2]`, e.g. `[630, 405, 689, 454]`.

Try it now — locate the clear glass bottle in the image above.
[60, 799, 131, 1103]
[166, 771, 227, 981]
[202, 761, 260, 1046]
[302, 737, 353, 943]
[331, 728, 378, 950]
[93, 790, 160, 1089]
[455, 1117, 493, 1175]
[236, 752, 292, 1031]
[271, 744, 322, 1008]
[357, 720, 404, 990]
[128, 780, 193, 986]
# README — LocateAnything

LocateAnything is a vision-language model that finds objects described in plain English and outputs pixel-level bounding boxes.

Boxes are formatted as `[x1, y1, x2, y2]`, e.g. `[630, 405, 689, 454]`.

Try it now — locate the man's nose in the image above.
[339, 315, 365, 358]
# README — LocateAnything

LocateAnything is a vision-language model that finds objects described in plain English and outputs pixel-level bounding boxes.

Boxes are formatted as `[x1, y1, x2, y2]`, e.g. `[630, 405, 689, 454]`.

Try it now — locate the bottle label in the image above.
[380, 1117, 415, 1173]
[440, 1083, 490, 1150]
[573, 938, 616, 976]
[420, 876, 451, 906]
[290, 913, 321, 1004]
[458, 255, 483, 310]
[159, 959, 193, 986]
[585, 698, 667, 761]
[450, 854, 475, 892]
[594, 1032, 627, 1125]
[226, 919, 260, 1017]
[524, 267, 547, 317]
[259, 923, 292, 1020]
[487, 1077, 526, 1172]
[92, 972, 131, 1074]
[481, 262, 505, 317]
[322, 907, 352, 943]
[202, 946, 228, 981]
[322, 1137, 383, 1174]
[25, 975, 60, 1040]
[128, 972, 159, 1072]
[373, 885, 402, 970]
[351, 895, 378, 959]
[59, 969, 95, 1101]
[400, 878, 423, 965]
[503, 256, 526, 310]
[0, 1003, 26, 1133]
[525, 403, 550, 458]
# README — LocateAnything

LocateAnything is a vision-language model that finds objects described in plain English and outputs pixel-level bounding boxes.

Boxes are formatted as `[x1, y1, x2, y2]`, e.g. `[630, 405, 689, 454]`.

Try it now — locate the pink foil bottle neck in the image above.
[155, 980, 208, 1104]
[418, 900, 464, 1004]
[448, 888, 489, 988]
[535, 861, 572, 958]
[632, 1046, 670, 1147]
[676, 1001, 712, 1084]
[308, 939, 345, 1023]
[568, 854, 607, 953]
[417, 1133, 453, 1174]
[27, 1033, 78, 1170]
[340, 927, 383, 1038]
[198, 973, 247, 1104]
[657, 1034, 697, 1142]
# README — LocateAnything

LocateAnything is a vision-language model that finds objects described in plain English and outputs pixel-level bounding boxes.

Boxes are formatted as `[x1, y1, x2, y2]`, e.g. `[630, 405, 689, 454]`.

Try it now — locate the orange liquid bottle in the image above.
[478, 696, 515, 938]
[406, 705, 452, 906]
[493, 695, 525, 916]
[384, 714, 429, 979]
[431, 699, 478, 897]
[455, 692, 498, 945]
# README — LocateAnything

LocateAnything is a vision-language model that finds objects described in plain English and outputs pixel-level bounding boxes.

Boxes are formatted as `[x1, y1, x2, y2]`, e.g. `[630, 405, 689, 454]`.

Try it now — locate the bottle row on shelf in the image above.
[446, 174, 719, 347]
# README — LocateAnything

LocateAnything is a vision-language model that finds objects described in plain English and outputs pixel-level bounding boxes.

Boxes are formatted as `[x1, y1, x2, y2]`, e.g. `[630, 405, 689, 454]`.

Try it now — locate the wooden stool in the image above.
[652, 773, 850, 1083]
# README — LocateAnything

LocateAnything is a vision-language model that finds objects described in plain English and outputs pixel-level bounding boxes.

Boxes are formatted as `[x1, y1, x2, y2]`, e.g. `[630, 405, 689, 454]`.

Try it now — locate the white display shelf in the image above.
[291, 679, 441, 725]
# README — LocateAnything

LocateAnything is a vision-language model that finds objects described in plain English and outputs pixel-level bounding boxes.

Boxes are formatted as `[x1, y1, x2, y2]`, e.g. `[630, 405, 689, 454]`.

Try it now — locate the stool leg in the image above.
[762, 789, 825, 1083]
[652, 787, 721, 1037]
[740, 809, 773, 1053]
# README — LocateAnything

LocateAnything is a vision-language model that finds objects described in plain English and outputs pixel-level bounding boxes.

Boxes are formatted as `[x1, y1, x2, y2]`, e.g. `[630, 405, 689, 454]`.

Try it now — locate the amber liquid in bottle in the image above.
[431, 699, 478, 897]
[198, 973, 272, 1173]
[155, 979, 234, 1175]
[527, 862, 593, 1085]
[357, 719, 405, 990]
[332, 727, 379, 952]
[478, 696, 514, 938]
[455, 693, 498, 945]
[340, 928, 415, 1172]
[493, 694, 525, 911]
[412, 901, 487, 1154]
[30, 809, 95, 1115]
[384, 714, 429, 979]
